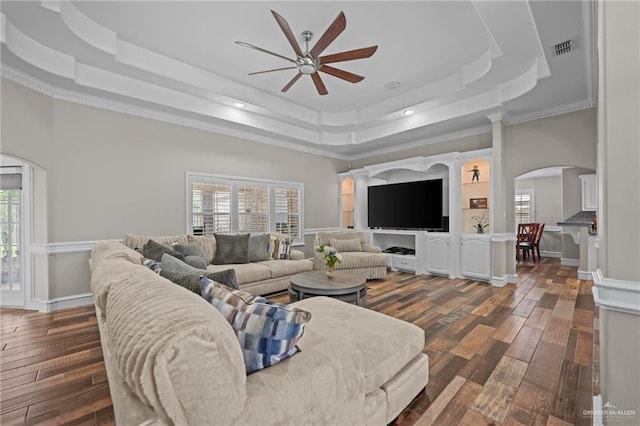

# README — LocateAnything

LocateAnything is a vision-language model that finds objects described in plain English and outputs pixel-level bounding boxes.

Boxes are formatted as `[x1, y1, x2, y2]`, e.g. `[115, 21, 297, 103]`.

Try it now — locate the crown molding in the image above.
[503, 99, 597, 126]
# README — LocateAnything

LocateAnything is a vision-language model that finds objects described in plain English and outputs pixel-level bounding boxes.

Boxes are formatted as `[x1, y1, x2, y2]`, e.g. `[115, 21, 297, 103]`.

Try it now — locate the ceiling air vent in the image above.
[553, 39, 576, 56]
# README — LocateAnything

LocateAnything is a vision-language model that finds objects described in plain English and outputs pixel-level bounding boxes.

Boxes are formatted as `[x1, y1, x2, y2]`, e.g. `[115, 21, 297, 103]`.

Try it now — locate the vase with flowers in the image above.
[471, 214, 489, 234]
[316, 245, 343, 278]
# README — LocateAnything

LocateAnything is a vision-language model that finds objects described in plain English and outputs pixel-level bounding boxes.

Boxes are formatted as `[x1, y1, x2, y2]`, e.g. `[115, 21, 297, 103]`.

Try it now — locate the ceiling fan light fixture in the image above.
[297, 57, 317, 75]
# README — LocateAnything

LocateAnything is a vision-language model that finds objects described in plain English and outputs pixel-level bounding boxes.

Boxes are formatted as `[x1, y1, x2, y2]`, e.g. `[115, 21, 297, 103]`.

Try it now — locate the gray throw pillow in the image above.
[248, 234, 271, 262]
[142, 239, 185, 262]
[160, 270, 239, 293]
[214, 233, 250, 265]
[174, 243, 207, 260]
[184, 255, 208, 270]
[160, 254, 239, 289]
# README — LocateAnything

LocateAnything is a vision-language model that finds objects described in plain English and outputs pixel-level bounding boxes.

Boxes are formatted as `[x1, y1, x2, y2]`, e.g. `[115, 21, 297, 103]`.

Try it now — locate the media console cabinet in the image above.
[338, 149, 501, 285]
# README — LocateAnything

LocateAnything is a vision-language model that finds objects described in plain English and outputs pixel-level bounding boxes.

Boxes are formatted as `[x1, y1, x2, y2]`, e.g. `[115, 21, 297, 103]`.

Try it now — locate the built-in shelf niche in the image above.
[341, 177, 354, 228]
[461, 159, 491, 234]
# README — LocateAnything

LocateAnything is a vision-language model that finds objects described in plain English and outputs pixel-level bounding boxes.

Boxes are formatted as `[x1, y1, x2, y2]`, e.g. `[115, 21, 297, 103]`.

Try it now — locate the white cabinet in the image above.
[580, 174, 597, 211]
[460, 235, 491, 280]
[426, 233, 450, 276]
[392, 255, 417, 273]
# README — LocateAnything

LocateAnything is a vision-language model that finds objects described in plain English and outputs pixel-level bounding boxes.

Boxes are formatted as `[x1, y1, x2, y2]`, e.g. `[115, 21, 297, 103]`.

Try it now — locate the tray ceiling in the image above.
[0, 1, 595, 159]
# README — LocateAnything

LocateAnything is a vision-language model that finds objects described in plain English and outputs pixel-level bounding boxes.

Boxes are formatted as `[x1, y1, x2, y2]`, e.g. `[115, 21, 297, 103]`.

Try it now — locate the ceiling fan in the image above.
[236, 10, 378, 96]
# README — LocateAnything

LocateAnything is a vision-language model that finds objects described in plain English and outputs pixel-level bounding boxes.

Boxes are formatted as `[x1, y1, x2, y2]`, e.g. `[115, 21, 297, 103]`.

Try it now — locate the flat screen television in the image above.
[368, 179, 443, 230]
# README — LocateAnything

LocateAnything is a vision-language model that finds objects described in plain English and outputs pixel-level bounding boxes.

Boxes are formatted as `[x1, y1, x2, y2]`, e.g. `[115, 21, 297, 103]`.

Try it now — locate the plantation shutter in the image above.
[515, 192, 532, 225]
[192, 182, 231, 235]
[274, 187, 301, 239]
[237, 184, 270, 233]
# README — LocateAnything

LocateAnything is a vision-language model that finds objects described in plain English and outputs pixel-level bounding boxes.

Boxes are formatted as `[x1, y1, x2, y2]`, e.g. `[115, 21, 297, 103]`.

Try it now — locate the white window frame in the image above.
[515, 189, 535, 225]
[186, 172, 304, 245]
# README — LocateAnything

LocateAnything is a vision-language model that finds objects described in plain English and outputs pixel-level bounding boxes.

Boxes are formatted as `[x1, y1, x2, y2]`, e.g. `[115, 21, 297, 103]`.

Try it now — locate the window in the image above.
[515, 189, 535, 225]
[188, 173, 303, 242]
[1, 170, 22, 292]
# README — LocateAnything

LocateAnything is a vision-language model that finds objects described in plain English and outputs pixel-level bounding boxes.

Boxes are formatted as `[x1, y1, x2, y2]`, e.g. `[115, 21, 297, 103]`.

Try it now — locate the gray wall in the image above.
[1, 79, 347, 298]
[505, 108, 598, 233]
[515, 175, 563, 254]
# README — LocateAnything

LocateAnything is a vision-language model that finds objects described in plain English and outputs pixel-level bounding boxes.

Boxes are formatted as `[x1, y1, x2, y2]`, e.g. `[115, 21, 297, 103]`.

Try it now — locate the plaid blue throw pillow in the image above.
[199, 277, 311, 374]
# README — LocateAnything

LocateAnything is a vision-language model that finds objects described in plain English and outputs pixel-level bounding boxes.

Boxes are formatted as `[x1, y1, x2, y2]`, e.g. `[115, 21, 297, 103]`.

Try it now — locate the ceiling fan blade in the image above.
[282, 73, 303, 92]
[319, 65, 364, 83]
[249, 66, 297, 76]
[309, 11, 346, 58]
[271, 10, 304, 57]
[319, 46, 378, 65]
[235, 41, 296, 63]
[311, 72, 329, 95]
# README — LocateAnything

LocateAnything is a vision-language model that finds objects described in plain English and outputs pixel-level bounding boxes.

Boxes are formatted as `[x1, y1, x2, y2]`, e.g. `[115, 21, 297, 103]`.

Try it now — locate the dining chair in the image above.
[516, 223, 539, 261]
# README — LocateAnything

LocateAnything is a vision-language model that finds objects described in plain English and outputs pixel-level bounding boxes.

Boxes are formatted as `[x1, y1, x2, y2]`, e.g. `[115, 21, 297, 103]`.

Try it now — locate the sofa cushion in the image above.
[269, 235, 291, 260]
[200, 277, 311, 374]
[206, 262, 271, 284]
[214, 233, 250, 264]
[160, 254, 239, 289]
[160, 269, 239, 293]
[256, 259, 313, 278]
[329, 238, 363, 252]
[187, 235, 216, 264]
[142, 239, 185, 262]
[248, 234, 271, 262]
[290, 296, 425, 394]
[337, 252, 389, 269]
[184, 255, 208, 270]
[315, 231, 366, 247]
[174, 242, 207, 261]
[122, 234, 189, 251]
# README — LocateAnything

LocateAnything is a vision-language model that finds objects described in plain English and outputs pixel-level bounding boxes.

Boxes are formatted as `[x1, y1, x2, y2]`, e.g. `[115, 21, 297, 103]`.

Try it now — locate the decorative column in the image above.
[593, 1, 640, 423]
[487, 112, 514, 286]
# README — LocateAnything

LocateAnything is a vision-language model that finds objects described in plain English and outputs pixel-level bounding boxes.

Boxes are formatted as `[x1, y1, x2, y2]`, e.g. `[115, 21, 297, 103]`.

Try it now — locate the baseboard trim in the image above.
[561, 258, 580, 267]
[507, 274, 518, 284]
[592, 395, 603, 426]
[39, 293, 94, 313]
[592, 269, 640, 315]
[490, 275, 508, 287]
[540, 250, 562, 258]
[578, 270, 594, 281]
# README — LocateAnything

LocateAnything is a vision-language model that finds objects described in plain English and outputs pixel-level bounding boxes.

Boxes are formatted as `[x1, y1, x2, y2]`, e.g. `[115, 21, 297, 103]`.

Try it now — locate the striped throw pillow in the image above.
[199, 277, 311, 374]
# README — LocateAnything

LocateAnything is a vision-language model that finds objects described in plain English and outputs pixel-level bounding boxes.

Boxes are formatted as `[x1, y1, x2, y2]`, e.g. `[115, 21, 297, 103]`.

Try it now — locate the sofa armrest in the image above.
[362, 243, 382, 253]
[235, 339, 365, 425]
[289, 249, 304, 261]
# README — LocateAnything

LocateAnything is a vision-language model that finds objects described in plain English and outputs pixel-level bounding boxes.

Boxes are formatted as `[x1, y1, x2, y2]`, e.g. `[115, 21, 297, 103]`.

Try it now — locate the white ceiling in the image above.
[0, 1, 596, 159]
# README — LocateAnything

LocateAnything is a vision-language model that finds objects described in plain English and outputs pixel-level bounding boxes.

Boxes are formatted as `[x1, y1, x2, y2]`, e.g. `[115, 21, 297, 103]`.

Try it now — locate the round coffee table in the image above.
[289, 270, 367, 306]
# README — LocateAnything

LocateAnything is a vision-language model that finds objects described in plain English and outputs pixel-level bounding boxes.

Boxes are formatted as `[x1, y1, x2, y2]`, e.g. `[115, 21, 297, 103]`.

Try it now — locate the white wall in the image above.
[596, 0, 640, 421]
[0, 79, 348, 299]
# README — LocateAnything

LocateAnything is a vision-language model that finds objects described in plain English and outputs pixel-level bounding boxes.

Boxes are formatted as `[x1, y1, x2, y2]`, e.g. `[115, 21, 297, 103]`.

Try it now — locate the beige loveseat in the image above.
[122, 233, 313, 295]
[90, 241, 429, 425]
[314, 231, 388, 280]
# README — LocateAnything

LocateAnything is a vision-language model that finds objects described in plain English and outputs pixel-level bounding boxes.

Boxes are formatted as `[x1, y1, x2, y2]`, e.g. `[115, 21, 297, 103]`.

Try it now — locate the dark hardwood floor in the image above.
[0, 257, 597, 425]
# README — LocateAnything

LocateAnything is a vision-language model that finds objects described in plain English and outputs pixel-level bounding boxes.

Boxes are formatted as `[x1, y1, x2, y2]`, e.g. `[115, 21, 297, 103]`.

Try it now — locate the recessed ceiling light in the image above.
[385, 81, 401, 90]
[234, 102, 245, 108]
[403, 109, 414, 116]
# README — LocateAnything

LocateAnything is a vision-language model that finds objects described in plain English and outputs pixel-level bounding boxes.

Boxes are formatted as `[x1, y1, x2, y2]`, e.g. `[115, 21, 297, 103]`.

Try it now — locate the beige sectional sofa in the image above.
[90, 241, 429, 425]
[122, 233, 313, 295]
